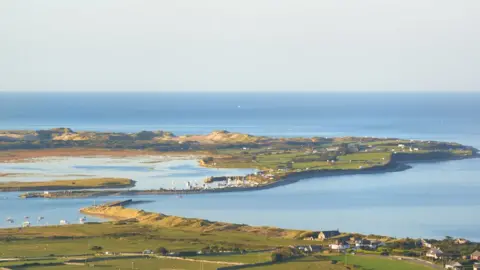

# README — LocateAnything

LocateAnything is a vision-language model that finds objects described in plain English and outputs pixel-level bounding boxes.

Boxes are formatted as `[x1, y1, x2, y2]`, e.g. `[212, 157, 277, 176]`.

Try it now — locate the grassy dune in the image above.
[80, 205, 309, 239]
[0, 178, 134, 191]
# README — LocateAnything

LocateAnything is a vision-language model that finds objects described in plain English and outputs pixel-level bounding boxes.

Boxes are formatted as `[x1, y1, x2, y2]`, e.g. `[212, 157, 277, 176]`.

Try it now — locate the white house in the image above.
[426, 248, 443, 260]
[445, 261, 463, 270]
[329, 241, 350, 251]
[355, 239, 384, 250]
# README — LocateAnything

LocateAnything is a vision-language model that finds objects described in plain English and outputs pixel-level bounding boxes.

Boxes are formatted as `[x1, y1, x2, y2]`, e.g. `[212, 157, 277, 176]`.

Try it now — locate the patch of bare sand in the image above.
[0, 148, 208, 163]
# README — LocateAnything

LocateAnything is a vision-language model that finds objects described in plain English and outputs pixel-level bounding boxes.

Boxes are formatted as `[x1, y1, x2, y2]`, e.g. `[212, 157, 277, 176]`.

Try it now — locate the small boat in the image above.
[79, 216, 87, 224]
[6, 217, 14, 223]
[22, 221, 31, 227]
[37, 216, 44, 221]
[24, 216, 29, 220]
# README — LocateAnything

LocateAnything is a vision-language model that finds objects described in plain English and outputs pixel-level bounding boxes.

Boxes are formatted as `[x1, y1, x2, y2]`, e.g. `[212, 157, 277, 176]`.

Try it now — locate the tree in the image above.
[155, 247, 168, 255]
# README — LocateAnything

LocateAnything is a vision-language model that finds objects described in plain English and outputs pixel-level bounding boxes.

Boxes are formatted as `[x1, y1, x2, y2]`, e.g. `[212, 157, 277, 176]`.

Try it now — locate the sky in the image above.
[1, 0, 479, 92]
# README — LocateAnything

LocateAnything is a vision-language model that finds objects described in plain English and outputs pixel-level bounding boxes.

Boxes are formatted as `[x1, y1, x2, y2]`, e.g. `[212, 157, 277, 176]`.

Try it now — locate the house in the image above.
[355, 239, 371, 248]
[292, 245, 322, 253]
[330, 240, 350, 251]
[444, 261, 463, 270]
[318, 230, 341, 241]
[426, 248, 443, 260]
[473, 263, 480, 270]
[454, 238, 469, 245]
[355, 239, 382, 250]
[471, 251, 480, 261]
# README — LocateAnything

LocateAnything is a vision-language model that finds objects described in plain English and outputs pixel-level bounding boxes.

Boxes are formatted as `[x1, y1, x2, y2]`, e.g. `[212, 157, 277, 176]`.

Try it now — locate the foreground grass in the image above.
[1, 255, 437, 270]
[195, 252, 272, 263]
[0, 223, 310, 258]
[242, 255, 434, 270]
[0, 178, 133, 191]
[0, 222, 438, 270]
[2, 257, 228, 270]
[329, 254, 433, 270]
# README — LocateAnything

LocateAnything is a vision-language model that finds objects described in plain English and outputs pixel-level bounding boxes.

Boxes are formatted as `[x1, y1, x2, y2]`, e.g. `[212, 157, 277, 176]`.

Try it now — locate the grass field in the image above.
[0, 220, 438, 270]
[0, 222, 311, 258]
[0, 178, 133, 191]
[195, 252, 272, 263]
[243, 255, 435, 270]
[329, 254, 434, 270]
[1, 257, 229, 270]
[0, 255, 438, 270]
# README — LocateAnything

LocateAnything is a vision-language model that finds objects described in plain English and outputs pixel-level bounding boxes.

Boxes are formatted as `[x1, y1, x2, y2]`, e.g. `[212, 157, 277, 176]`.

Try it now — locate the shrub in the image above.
[271, 252, 283, 262]
[90, 246, 103, 251]
[155, 247, 168, 255]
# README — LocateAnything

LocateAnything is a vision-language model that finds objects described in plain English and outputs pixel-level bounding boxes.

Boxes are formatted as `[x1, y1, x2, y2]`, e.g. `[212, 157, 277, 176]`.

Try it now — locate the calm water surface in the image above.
[0, 92, 479, 240]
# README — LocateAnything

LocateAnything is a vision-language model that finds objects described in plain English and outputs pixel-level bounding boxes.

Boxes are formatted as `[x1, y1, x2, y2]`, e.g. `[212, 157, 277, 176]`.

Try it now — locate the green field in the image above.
[0, 221, 439, 270]
[0, 255, 438, 270]
[1, 257, 228, 270]
[0, 177, 133, 191]
[195, 252, 272, 263]
[329, 255, 434, 270]
[241, 255, 435, 270]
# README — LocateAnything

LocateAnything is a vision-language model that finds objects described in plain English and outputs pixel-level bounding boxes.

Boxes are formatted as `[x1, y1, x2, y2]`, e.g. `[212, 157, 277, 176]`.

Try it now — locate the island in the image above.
[0, 127, 476, 198]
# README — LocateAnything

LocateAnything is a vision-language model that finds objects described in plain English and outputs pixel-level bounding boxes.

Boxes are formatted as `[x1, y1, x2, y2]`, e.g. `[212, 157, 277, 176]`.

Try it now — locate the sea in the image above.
[0, 92, 479, 240]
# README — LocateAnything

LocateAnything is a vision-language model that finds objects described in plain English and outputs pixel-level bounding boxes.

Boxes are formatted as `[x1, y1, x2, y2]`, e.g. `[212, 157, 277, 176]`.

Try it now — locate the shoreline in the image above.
[12, 160, 432, 199]
[5, 150, 478, 199]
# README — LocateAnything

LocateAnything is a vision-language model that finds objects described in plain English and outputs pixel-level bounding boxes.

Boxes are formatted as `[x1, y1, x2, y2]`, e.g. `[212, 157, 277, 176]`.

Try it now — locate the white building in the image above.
[329, 241, 350, 251]
[445, 261, 463, 270]
[426, 248, 443, 260]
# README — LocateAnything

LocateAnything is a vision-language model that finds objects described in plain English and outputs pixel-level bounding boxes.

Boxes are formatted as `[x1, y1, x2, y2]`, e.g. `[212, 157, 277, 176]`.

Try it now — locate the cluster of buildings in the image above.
[422, 238, 480, 270]
[203, 175, 261, 189]
[302, 230, 385, 252]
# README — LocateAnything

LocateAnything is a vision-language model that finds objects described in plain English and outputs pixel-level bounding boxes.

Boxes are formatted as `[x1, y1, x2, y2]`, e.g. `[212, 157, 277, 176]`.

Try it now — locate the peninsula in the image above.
[0, 128, 476, 198]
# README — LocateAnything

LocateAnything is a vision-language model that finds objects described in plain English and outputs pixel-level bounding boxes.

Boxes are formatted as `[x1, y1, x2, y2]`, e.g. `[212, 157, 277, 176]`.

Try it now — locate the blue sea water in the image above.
[0, 92, 480, 240]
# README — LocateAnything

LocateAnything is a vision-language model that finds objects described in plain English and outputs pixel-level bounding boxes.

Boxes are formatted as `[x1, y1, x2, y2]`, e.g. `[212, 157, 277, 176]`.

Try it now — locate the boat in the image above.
[37, 216, 44, 221]
[59, 220, 69, 225]
[6, 217, 14, 223]
[79, 216, 87, 224]
[22, 221, 31, 227]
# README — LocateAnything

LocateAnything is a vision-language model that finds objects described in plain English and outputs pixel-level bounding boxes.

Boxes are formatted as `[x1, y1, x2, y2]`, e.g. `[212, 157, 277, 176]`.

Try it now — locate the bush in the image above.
[155, 247, 168, 255]
[271, 252, 283, 263]
[90, 246, 103, 251]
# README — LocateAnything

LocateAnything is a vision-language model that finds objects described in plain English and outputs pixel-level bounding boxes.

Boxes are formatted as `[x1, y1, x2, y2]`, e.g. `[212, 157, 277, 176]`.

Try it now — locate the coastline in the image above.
[4, 147, 477, 199]
[13, 159, 428, 199]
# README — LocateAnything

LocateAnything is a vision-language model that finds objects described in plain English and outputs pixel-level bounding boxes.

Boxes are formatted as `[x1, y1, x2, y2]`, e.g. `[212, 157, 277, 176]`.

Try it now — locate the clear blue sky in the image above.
[1, 0, 479, 92]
